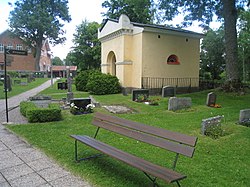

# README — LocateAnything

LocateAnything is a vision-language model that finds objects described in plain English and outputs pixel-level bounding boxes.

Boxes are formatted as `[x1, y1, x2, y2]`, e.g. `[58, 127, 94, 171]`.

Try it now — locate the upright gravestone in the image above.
[162, 86, 175, 97]
[239, 109, 250, 124]
[168, 97, 192, 111]
[201, 115, 224, 135]
[132, 89, 149, 101]
[66, 67, 74, 103]
[206, 92, 216, 106]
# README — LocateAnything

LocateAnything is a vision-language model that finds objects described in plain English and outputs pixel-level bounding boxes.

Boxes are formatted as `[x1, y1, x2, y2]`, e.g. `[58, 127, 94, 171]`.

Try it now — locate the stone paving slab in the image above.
[50, 175, 89, 187]
[0, 150, 24, 170]
[27, 157, 56, 172]
[9, 172, 48, 187]
[37, 166, 70, 182]
[0, 163, 34, 181]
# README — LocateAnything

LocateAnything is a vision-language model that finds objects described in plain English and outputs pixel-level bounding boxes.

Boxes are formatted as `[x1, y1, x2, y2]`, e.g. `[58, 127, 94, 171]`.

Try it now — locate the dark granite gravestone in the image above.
[57, 82, 68, 90]
[1, 75, 12, 91]
[206, 92, 216, 106]
[70, 98, 91, 109]
[132, 89, 149, 101]
[162, 86, 176, 97]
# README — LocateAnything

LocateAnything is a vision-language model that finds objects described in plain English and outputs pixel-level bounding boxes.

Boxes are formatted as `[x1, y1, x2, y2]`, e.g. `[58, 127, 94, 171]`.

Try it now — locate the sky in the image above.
[0, 0, 221, 60]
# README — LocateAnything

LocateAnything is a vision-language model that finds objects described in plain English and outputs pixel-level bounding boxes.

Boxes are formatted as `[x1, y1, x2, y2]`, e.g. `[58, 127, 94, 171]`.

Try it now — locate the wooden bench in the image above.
[70, 112, 197, 186]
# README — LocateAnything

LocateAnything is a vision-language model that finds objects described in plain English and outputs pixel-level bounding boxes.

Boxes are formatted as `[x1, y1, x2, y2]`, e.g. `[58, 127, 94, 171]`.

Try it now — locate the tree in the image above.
[71, 20, 101, 70]
[158, 0, 249, 87]
[64, 51, 76, 66]
[9, 0, 71, 71]
[102, 0, 155, 23]
[52, 56, 63, 66]
[238, 9, 250, 81]
[200, 28, 226, 80]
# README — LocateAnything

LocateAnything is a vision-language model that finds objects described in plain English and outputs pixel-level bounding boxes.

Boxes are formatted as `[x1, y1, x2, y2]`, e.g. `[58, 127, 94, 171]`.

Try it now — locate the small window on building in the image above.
[167, 54, 180, 65]
[27, 47, 32, 53]
[0, 44, 4, 53]
[16, 44, 23, 50]
[7, 43, 13, 49]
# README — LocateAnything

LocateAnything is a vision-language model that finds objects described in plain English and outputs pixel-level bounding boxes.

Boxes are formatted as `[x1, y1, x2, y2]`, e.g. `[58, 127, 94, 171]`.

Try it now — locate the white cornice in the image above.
[99, 28, 133, 43]
[115, 61, 133, 65]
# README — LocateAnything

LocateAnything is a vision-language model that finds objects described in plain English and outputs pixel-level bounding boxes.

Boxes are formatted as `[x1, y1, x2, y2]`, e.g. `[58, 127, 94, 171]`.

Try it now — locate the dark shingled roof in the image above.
[99, 18, 204, 37]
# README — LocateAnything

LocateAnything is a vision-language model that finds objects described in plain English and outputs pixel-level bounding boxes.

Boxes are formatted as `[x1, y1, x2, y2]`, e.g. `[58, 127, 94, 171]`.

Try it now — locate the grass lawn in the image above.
[0, 78, 49, 99]
[7, 87, 250, 187]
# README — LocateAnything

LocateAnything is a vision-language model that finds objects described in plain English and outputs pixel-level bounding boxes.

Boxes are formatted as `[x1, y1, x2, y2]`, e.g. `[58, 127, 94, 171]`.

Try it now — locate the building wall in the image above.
[141, 32, 200, 86]
[0, 31, 36, 71]
[0, 31, 51, 72]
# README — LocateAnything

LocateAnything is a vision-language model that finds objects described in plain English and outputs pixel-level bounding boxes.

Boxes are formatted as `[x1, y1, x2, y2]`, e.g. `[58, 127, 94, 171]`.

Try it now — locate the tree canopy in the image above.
[158, 0, 249, 88]
[102, 0, 155, 23]
[9, 0, 71, 70]
[52, 56, 64, 66]
[71, 20, 101, 71]
[200, 28, 225, 80]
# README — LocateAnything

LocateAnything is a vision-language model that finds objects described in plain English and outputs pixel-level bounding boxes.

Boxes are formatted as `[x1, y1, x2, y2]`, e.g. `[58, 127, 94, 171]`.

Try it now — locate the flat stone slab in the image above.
[103, 105, 134, 114]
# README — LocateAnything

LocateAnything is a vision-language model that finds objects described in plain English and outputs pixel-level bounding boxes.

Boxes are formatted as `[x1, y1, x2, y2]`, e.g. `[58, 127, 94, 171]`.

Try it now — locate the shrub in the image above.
[20, 101, 37, 117]
[26, 108, 62, 123]
[7, 71, 19, 78]
[20, 101, 62, 122]
[75, 70, 100, 91]
[204, 124, 224, 139]
[86, 73, 121, 95]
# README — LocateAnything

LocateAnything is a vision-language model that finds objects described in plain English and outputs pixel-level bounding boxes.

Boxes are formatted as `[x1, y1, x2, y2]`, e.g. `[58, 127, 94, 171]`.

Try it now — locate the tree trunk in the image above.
[222, 0, 239, 81]
[34, 32, 44, 71]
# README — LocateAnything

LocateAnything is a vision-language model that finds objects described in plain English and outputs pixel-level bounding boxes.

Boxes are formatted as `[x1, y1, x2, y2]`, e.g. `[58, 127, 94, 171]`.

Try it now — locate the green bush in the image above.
[86, 73, 121, 95]
[26, 108, 62, 123]
[75, 70, 100, 91]
[205, 124, 224, 139]
[7, 71, 19, 78]
[20, 101, 37, 117]
[20, 101, 62, 122]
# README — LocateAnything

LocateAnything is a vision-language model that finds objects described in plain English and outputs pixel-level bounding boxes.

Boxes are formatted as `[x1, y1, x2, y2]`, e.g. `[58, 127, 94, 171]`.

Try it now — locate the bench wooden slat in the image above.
[94, 112, 197, 147]
[92, 119, 195, 157]
[70, 135, 187, 183]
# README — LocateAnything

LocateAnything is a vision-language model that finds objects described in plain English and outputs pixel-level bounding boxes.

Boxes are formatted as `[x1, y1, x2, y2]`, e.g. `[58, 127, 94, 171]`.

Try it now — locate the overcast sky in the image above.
[0, 0, 220, 60]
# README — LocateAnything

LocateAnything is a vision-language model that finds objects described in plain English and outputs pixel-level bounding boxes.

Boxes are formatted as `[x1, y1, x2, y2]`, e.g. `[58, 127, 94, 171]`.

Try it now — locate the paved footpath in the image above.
[0, 80, 92, 187]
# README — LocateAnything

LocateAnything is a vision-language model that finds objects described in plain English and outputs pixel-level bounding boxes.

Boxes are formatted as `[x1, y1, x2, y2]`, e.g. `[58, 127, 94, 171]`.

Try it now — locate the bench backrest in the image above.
[92, 112, 197, 158]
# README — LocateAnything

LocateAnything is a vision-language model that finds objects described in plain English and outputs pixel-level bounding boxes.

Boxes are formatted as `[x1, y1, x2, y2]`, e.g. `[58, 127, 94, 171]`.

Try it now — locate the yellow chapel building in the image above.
[98, 15, 203, 92]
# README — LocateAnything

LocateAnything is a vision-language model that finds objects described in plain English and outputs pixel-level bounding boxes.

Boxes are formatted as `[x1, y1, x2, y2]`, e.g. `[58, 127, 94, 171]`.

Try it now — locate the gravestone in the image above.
[122, 87, 128, 96]
[132, 89, 149, 101]
[1, 75, 12, 91]
[30, 95, 52, 108]
[162, 86, 176, 97]
[168, 97, 192, 111]
[57, 82, 68, 90]
[206, 92, 216, 106]
[201, 115, 224, 135]
[239, 109, 250, 124]
[70, 98, 91, 109]
[67, 67, 74, 103]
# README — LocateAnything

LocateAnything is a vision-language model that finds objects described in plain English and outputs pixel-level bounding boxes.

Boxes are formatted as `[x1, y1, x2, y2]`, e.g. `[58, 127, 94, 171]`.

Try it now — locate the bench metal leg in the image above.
[74, 140, 103, 162]
[176, 181, 181, 187]
[143, 172, 159, 187]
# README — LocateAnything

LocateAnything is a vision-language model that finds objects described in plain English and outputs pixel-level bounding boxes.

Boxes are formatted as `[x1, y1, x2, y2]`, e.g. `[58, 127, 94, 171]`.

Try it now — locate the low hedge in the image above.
[20, 101, 62, 123]
[20, 101, 37, 117]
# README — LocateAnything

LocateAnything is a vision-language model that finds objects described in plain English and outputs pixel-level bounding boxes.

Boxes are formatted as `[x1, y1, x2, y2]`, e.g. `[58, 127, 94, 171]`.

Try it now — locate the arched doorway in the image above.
[107, 51, 116, 75]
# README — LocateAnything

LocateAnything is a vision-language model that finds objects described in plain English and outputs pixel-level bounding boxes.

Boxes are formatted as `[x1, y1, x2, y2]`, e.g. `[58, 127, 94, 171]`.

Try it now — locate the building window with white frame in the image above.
[16, 44, 23, 50]
[0, 44, 4, 53]
[7, 43, 13, 49]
